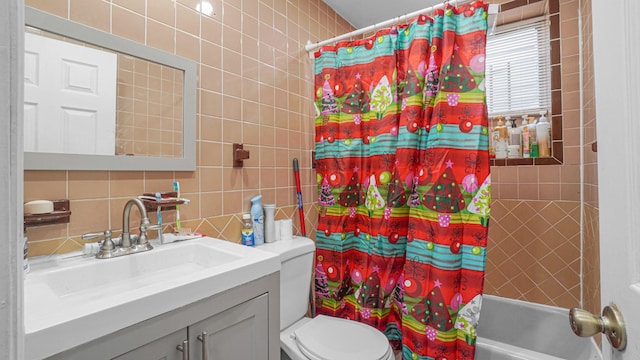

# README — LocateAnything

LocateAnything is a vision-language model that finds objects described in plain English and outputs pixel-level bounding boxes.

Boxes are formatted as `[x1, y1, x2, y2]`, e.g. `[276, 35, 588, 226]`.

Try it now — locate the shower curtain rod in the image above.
[305, 2, 499, 53]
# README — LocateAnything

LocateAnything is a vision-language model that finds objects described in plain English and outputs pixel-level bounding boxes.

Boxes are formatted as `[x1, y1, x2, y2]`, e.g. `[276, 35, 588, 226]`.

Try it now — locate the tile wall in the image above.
[483, 0, 599, 310]
[24, 0, 353, 255]
[115, 55, 184, 157]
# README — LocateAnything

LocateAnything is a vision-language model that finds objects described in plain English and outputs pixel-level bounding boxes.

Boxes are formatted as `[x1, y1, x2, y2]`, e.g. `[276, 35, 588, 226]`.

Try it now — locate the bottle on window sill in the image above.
[536, 111, 551, 157]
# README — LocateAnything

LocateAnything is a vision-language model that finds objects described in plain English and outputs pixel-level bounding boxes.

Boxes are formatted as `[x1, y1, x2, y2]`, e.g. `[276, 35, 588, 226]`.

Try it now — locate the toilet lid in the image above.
[293, 315, 392, 360]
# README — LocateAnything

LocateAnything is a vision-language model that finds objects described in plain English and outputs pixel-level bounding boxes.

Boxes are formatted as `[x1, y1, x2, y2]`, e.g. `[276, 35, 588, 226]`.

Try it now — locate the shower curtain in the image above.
[313, 2, 490, 359]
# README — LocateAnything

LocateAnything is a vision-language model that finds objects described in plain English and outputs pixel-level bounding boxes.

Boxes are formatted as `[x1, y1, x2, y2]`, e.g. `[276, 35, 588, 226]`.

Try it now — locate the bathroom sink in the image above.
[24, 237, 279, 360]
[44, 242, 241, 297]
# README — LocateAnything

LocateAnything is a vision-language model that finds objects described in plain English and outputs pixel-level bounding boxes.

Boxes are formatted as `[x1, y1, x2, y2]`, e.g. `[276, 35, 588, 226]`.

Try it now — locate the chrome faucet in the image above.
[82, 198, 158, 259]
[121, 198, 152, 250]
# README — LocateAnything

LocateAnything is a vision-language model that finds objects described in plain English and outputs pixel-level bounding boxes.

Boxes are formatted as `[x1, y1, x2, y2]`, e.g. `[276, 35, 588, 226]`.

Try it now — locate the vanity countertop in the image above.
[23, 237, 280, 360]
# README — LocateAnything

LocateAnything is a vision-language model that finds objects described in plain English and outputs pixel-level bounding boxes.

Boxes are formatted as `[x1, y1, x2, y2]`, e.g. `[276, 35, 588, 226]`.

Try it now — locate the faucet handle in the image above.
[82, 230, 116, 258]
[145, 224, 162, 231]
[137, 218, 154, 250]
[82, 230, 113, 242]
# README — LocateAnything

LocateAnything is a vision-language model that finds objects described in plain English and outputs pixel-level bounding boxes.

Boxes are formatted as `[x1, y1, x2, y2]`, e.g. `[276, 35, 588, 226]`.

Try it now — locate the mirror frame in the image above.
[24, 7, 197, 171]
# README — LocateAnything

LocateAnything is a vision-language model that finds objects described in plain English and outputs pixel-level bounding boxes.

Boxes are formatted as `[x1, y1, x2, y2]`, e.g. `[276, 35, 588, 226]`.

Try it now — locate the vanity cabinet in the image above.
[113, 329, 186, 360]
[46, 273, 279, 360]
[113, 294, 269, 360]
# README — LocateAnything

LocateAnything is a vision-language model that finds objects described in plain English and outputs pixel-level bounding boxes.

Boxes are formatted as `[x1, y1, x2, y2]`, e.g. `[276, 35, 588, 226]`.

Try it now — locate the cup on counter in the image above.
[279, 219, 293, 241]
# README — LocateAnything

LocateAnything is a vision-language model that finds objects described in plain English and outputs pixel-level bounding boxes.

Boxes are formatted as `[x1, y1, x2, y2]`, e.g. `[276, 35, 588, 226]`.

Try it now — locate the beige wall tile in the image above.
[24, 171, 67, 201]
[176, 4, 200, 37]
[223, 72, 242, 99]
[201, 192, 223, 218]
[70, 0, 110, 32]
[145, 171, 175, 193]
[148, 0, 176, 27]
[222, 190, 243, 214]
[68, 199, 110, 235]
[199, 141, 223, 167]
[26, 224, 67, 243]
[110, 171, 145, 197]
[147, 19, 175, 54]
[112, 0, 145, 15]
[200, 90, 222, 117]
[176, 31, 200, 62]
[27, 0, 68, 18]
[200, 65, 222, 93]
[112, 5, 145, 44]
[68, 172, 109, 200]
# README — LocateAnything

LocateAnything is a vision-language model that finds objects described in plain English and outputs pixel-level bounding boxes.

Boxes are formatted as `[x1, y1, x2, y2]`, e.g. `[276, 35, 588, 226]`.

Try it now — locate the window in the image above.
[485, 17, 551, 118]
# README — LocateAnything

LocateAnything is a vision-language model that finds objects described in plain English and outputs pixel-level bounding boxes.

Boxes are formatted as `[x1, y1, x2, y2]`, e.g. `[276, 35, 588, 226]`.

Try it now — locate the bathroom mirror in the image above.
[24, 7, 196, 171]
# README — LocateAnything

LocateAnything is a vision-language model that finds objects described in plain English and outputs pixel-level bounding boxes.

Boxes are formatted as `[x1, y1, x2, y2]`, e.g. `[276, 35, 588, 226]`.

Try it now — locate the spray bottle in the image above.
[250, 195, 264, 245]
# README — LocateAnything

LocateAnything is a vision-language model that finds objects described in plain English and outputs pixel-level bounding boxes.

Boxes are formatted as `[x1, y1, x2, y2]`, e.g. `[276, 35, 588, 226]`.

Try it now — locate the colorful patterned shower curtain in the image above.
[313, 2, 491, 359]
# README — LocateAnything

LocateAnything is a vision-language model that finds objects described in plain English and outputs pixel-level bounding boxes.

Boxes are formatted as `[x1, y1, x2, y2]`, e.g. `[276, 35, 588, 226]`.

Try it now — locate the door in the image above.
[189, 294, 269, 360]
[592, 0, 640, 358]
[24, 31, 117, 155]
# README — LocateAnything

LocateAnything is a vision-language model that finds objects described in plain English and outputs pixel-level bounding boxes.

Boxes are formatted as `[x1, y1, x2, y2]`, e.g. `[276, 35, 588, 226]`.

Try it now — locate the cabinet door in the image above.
[189, 294, 269, 360]
[112, 329, 187, 360]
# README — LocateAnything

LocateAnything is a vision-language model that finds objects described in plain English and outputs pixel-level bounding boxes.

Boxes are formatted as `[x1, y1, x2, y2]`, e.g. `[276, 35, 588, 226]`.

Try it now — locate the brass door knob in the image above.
[569, 304, 626, 351]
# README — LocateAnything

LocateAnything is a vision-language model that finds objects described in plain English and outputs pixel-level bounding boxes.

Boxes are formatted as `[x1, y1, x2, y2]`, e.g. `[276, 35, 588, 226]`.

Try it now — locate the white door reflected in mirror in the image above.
[24, 31, 117, 156]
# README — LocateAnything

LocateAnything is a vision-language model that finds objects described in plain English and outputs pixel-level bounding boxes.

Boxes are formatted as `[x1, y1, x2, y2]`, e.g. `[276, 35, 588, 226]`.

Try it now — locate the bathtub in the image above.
[476, 295, 602, 360]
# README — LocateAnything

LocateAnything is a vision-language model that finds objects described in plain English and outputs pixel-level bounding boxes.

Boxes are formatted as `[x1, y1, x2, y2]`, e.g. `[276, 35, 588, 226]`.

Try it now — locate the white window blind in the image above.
[485, 17, 551, 117]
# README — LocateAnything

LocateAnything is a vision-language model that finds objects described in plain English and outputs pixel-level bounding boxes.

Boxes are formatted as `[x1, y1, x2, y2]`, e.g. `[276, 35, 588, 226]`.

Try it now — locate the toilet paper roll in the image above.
[280, 219, 293, 241]
[24, 200, 54, 214]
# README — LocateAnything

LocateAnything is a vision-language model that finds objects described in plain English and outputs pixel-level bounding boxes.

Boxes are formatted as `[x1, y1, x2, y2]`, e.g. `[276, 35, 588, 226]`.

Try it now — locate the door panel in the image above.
[189, 294, 269, 360]
[592, 0, 640, 358]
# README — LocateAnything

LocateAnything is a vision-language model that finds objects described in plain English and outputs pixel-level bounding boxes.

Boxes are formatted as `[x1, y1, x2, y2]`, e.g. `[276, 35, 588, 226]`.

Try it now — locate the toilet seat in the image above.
[292, 315, 393, 360]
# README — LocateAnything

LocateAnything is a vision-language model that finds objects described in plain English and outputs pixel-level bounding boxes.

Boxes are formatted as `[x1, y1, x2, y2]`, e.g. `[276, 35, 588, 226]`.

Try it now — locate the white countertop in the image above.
[24, 237, 280, 360]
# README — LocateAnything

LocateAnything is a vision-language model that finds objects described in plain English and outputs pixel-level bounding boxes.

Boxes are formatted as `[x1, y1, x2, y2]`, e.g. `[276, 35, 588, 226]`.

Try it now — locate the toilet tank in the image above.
[260, 237, 315, 330]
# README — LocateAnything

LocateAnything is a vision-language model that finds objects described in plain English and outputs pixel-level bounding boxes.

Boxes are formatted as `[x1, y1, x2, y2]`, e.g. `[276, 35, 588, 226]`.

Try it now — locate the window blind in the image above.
[485, 17, 551, 118]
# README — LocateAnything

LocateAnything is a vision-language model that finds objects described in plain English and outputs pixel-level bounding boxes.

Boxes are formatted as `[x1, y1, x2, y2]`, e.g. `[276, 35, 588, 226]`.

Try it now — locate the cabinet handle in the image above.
[176, 339, 189, 360]
[197, 332, 208, 360]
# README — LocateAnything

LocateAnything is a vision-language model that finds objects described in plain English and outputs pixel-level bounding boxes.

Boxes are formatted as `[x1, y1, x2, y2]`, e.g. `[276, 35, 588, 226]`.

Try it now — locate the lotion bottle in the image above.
[536, 111, 551, 157]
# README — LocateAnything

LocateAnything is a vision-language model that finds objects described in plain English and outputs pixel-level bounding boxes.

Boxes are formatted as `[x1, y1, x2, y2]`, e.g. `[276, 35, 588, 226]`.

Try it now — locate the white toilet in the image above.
[261, 237, 395, 360]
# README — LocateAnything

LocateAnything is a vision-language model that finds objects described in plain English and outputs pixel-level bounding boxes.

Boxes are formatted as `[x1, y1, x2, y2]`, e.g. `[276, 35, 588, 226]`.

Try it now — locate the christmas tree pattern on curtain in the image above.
[338, 167, 365, 217]
[320, 79, 339, 115]
[370, 75, 394, 119]
[318, 176, 336, 206]
[313, 3, 490, 359]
